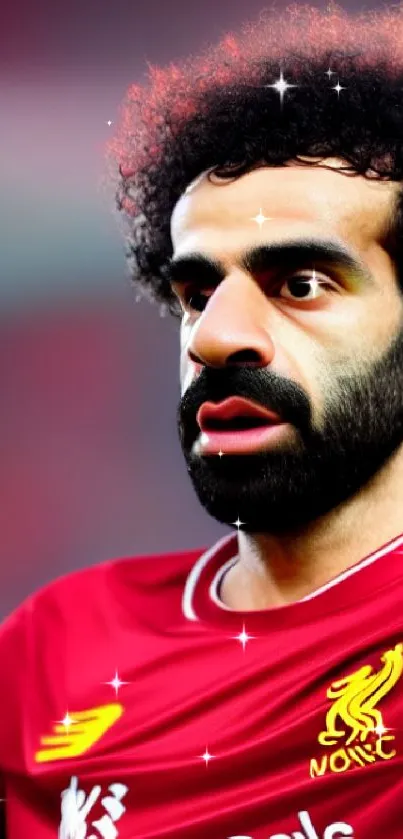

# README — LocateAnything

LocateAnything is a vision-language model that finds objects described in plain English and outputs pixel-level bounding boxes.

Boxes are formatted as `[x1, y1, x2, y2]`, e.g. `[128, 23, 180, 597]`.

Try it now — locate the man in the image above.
[1, 3, 403, 837]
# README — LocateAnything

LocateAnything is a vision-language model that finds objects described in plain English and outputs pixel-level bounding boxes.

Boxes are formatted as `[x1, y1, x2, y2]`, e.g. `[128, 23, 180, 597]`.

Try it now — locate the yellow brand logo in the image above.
[310, 643, 403, 778]
[35, 703, 123, 763]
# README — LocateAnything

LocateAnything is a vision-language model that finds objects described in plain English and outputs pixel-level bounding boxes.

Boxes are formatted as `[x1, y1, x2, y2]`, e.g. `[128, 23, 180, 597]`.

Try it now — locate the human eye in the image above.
[277, 271, 336, 302]
[182, 286, 213, 313]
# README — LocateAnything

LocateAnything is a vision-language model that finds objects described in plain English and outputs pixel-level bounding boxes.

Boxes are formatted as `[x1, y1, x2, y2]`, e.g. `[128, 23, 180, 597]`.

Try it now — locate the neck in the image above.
[220, 445, 403, 611]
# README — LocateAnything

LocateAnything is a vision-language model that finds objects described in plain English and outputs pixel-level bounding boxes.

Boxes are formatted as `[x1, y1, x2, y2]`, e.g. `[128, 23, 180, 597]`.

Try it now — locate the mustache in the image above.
[177, 366, 312, 448]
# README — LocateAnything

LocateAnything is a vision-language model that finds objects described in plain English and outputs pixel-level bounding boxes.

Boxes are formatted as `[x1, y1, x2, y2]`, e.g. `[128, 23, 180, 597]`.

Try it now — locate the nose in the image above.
[186, 273, 276, 369]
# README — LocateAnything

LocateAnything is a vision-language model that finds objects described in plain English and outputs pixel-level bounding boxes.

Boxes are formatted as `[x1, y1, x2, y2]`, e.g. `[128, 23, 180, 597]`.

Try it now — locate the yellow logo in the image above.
[35, 703, 123, 763]
[310, 643, 403, 778]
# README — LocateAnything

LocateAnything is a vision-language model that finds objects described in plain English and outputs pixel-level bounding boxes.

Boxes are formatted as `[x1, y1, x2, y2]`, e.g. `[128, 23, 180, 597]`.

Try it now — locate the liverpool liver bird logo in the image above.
[318, 643, 403, 747]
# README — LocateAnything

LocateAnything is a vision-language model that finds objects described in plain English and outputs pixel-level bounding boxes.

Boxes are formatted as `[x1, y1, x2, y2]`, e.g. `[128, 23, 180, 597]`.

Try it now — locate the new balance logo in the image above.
[228, 809, 354, 838]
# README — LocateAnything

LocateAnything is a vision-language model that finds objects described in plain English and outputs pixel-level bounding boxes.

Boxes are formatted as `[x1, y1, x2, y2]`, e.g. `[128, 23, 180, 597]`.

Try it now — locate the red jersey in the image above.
[0, 531, 403, 839]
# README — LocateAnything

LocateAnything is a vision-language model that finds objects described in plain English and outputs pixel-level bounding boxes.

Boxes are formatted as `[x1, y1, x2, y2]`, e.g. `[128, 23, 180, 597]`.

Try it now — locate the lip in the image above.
[196, 397, 282, 431]
[192, 423, 289, 455]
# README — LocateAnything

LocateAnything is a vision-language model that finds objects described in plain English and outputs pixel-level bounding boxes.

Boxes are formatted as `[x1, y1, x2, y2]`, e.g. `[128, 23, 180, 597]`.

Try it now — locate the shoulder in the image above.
[0, 544, 205, 644]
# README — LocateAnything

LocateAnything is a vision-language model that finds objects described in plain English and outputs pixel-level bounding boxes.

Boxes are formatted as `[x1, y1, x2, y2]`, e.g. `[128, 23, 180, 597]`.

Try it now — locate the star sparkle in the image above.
[103, 670, 130, 697]
[307, 269, 323, 299]
[265, 70, 298, 107]
[58, 712, 75, 731]
[250, 208, 274, 230]
[200, 747, 214, 766]
[232, 518, 245, 529]
[107, 120, 112, 126]
[373, 722, 389, 737]
[233, 624, 256, 651]
[331, 79, 346, 97]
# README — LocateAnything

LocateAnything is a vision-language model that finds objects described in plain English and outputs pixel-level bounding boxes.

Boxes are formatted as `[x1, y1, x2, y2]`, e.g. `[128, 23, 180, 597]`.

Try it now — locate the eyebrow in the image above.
[167, 238, 375, 287]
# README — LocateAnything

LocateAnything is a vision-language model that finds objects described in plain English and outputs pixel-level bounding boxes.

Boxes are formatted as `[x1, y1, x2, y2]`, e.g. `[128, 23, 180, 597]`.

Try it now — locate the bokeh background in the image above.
[1, 0, 380, 618]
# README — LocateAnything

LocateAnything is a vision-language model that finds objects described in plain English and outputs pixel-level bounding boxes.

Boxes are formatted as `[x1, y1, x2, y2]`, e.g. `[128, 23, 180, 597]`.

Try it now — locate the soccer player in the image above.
[1, 3, 403, 837]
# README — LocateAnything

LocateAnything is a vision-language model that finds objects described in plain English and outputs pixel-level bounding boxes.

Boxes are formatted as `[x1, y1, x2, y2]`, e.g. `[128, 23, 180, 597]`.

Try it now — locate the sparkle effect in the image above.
[200, 747, 214, 766]
[232, 518, 245, 529]
[250, 207, 274, 230]
[305, 269, 322, 299]
[332, 79, 346, 96]
[373, 722, 389, 738]
[262, 65, 346, 109]
[103, 671, 130, 697]
[233, 624, 256, 651]
[58, 712, 75, 732]
[265, 69, 298, 107]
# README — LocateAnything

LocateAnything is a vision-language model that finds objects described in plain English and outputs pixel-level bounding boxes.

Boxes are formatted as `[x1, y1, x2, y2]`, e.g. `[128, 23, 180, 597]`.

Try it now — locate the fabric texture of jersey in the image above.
[0, 531, 403, 839]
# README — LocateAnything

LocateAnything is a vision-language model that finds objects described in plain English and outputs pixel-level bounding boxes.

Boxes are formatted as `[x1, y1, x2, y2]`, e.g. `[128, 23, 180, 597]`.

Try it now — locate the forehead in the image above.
[171, 159, 396, 255]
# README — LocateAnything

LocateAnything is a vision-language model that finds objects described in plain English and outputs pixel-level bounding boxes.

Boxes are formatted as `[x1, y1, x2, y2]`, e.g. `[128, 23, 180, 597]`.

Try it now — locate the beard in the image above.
[177, 326, 403, 535]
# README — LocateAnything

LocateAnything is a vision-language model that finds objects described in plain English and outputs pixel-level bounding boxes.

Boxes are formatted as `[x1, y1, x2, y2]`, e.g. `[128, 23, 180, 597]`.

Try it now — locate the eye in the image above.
[182, 270, 335, 313]
[183, 289, 212, 312]
[277, 271, 335, 301]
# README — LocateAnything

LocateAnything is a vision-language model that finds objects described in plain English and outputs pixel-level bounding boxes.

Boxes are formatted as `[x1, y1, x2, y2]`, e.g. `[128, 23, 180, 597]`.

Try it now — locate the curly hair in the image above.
[103, 2, 403, 320]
